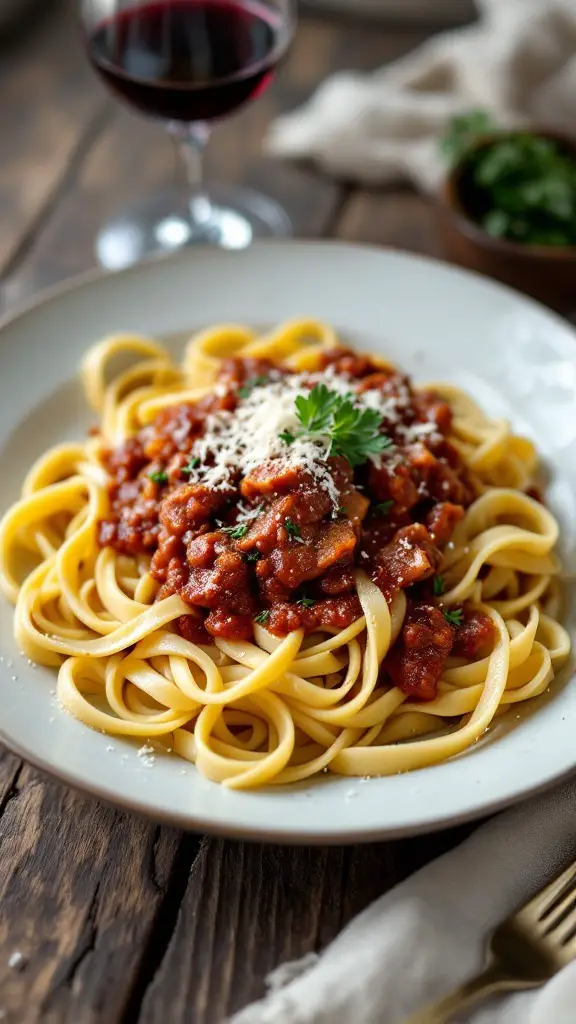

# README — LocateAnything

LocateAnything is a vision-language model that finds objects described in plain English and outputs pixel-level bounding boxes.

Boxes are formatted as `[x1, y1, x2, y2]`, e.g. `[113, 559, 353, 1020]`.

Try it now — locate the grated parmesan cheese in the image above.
[187, 370, 407, 505]
[396, 421, 442, 445]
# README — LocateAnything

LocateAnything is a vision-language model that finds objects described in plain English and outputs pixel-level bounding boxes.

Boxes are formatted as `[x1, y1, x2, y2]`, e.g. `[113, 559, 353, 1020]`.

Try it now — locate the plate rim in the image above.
[2, 722, 574, 845]
[2, 237, 575, 344]
[1, 239, 575, 844]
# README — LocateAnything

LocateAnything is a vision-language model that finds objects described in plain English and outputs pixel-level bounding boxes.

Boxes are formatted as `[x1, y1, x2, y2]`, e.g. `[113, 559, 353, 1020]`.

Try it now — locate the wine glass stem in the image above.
[171, 124, 215, 226]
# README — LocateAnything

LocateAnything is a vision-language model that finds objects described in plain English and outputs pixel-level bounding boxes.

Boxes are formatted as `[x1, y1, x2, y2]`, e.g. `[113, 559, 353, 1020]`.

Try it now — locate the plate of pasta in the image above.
[0, 241, 575, 842]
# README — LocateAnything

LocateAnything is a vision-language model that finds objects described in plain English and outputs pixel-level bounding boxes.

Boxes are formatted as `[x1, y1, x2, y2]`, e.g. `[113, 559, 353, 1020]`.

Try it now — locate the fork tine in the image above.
[550, 902, 576, 945]
[526, 861, 576, 920]
[562, 927, 576, 954]
[542, 886, 576, 935]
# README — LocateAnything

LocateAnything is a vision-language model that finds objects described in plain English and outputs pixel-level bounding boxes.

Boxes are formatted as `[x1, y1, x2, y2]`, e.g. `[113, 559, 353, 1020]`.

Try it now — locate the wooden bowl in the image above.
[437, 130, 576, 316]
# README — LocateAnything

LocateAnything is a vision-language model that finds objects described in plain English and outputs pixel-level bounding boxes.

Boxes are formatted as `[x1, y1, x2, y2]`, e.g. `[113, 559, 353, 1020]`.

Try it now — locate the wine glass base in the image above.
[95, 184, 293, 271]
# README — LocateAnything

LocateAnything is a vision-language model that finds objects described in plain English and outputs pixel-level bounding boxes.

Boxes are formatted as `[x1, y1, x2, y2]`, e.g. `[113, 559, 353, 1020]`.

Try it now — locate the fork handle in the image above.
[404, 961, 536, 1024]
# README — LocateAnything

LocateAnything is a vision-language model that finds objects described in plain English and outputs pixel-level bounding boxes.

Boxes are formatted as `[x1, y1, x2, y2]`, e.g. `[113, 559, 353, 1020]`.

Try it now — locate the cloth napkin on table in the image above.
[266, 0, 576, 192]
[230, 777, 576, 1023]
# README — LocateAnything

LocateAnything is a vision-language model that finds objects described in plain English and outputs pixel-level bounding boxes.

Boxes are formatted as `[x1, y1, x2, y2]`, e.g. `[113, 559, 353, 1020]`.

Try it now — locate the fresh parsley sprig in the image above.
[280, 383, 393, 468]
[295, 384, 342, 435]
[433, 575, 446, 597]
[254, 610, 270, 625]
[330, 397, 393, 466]
[296, 595, 316, 609]
[443, 608, 463, 628]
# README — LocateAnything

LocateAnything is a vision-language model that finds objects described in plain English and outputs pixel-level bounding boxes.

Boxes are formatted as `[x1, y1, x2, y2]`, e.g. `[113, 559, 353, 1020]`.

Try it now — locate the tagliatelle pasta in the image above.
[0, 320, 569, 789]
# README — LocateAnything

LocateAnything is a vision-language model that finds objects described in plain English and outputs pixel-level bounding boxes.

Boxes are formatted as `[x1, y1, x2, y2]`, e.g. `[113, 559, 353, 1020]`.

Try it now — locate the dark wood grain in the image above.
[138, 827, 474, 1023]
[303, 0, 476, 28]
[0, 9, 471, 1024]
[337, 187, 440, 255]
[0, 747, 21, 813]
[0, 763, 191, 1024]
[0, 1, 110, 283]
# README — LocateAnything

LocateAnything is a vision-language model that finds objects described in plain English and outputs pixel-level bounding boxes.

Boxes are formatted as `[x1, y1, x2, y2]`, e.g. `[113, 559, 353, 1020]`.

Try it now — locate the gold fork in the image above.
[405, 858, 576, 1023]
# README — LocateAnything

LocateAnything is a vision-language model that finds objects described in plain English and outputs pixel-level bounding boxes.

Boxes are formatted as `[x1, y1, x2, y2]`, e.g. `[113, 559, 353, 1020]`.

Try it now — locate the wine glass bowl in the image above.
[81, 0, 296, 268]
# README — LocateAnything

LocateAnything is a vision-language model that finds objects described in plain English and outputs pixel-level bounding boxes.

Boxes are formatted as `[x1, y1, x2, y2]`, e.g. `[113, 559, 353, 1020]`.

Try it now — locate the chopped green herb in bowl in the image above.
[438, 111, 576, 313]
[441, 111, 576, 247]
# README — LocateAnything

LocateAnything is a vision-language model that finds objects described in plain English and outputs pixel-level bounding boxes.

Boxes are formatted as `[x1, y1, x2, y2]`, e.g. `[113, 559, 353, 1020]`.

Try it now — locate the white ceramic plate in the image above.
[1, 242, 575, 843]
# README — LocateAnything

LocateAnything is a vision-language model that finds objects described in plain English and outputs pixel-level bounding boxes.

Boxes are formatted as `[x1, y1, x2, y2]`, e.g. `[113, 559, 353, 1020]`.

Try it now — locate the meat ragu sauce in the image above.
[97, 347, 495, 701]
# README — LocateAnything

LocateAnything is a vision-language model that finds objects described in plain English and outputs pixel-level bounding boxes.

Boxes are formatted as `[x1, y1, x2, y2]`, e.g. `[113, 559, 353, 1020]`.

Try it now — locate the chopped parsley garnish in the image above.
[287, 383, 393, 468]
[440, 109, 497, 166]
[149, 470, 168, 485]
[254, 610, 270, 625]
[296, 596, 316, 609]
[440, 111, 576, 247]
[284, 517, 302, 541]
[279, 430, 296, 445]
[238, 375, 270, 399]
[375, 500, 394, 516]
[221, 522, 249, 540]
[182, 456, 200, 475]
[443, 608, 464, 628]
[433, 575, 446, 597]
[336, 505, 347, 516]
[243, 551, 261, 563]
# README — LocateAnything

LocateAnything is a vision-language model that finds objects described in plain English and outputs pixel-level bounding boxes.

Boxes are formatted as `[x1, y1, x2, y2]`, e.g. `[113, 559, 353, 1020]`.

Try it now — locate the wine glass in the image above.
[80, 0, 297, 269]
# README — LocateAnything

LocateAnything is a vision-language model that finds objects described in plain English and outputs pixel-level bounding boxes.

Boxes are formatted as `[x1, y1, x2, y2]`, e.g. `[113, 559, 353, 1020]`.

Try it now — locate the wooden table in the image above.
[0, 5, 474, 1021]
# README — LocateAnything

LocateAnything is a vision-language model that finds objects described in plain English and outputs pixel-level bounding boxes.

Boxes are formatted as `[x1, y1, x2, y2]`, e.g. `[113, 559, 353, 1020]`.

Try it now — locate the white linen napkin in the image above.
[266, 0, 576, 191]
[230, 777, 576, 1023]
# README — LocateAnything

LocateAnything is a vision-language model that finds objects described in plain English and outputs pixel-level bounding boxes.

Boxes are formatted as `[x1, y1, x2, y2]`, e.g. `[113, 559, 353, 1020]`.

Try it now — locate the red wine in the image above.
[88, 0, 287, 124]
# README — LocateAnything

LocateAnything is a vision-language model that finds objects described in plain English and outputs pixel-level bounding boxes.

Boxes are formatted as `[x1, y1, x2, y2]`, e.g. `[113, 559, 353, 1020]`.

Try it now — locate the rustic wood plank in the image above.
[139, 842, 352, 1024]
[0, 0, 110, 281]
[137, 827, 473, 1024]
[337, 187, 440, 256]
[302, 0, 476, 27]
[0, 763, 193, 1024]
[0, 748, 21, 814]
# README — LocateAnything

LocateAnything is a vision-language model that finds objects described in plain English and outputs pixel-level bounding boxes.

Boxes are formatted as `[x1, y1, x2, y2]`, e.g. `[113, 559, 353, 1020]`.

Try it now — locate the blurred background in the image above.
[1, 0, 575, 314]
[0, 0, 475, 293]
[1, 3, 576, 1018]
[303, 0, 474, 23]
[0, 0, 477, 37]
